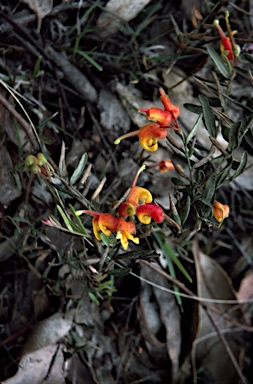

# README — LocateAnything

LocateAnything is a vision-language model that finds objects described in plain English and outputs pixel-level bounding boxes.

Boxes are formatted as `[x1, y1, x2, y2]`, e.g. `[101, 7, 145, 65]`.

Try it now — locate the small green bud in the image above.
[31, 164, 40, 173]
[25, 155, 37, 167]
[37, 153, 47, 166]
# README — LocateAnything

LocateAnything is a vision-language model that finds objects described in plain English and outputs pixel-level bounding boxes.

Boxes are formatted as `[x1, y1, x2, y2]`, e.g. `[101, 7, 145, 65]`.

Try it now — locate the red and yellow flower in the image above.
[80, 211, 139, 250]
[140, 88, 180, 127]
[114, 88, 180, 152]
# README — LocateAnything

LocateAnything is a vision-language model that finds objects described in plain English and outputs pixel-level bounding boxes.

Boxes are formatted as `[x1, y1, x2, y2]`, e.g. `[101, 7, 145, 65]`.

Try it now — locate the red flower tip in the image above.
[159, 88, 180, 118]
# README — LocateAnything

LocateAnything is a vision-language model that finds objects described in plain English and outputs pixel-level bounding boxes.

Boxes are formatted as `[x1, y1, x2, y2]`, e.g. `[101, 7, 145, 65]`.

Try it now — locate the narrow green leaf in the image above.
[57, 205, 73, 232]
[100, 232, 117, 246]
[180, 196, 191, 225]
[202, 174, 217, 203]
[163, 242, 192, 283]
[183, 103, 202, 114]
[216, 162, 233, 188]
[244, 52, 253, 65]
[116, 250, 156, 260]
[199, 199, 213, 218]
[77, 50, 103, 71]
[107, 267, 132, 276]
[186, 113, 203, 145]
[229, 151, 248, 182]
[88, 292, 100, 305]
[206, 46, 231, 79]
[70, 153, 88, 185]
[171, 177, 188, 186]
[245, 129, 253, 149]
[68, 204, 87, 235]
[199, 95, 216, 137]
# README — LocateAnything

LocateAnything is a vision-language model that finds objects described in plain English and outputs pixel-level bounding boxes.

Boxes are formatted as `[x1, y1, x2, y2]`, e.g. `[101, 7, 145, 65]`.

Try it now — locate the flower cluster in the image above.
[40, 85, 230, 251]
[114, 88, 180, 152]
[78, 166, 166, 250]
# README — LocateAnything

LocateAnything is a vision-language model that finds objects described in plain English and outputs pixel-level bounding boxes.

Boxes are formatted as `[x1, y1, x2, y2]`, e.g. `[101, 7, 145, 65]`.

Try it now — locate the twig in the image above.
[46, 45, 98, 103]
[0, 92, 40, 150]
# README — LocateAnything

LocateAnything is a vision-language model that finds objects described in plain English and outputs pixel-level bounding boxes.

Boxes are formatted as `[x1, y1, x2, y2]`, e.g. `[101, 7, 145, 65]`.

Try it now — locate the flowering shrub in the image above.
[24, 10, 251, 286]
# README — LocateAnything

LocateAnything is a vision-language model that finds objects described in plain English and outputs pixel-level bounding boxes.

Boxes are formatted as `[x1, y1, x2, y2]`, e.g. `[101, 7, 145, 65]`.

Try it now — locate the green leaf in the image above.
[228, 151, 248, 182]
[179, 196, 191, 225]
[198, 199, 213, 218]
[244, 52, 253, 65]
[194, 169, 205, 185]
[171, 177, 188, 186]
[227, 121, 241, 153]
[88, 292, 100, 305]
[216, 161, 233, 188]
[206, 46, 231, 79]
[163, 241, 192, 283]
[57, 205, 74, 232]
[199, 95, 216, 137]
[77, 50, 103, 71]
[186, 113, 203, 145]
[183, 103, 202, 114]
[116, 250, 156, 260]
[70, 153, 88, 185]
[107, 267, 132, 276]
[68, 204, 87, 235]
[245, 128, 253, 149]
[202, 174, 217, 203]
[100, 232, 117, 246]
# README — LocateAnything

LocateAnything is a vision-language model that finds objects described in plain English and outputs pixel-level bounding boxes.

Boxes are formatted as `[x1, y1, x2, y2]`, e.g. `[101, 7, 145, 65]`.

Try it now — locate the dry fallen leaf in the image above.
[140, 262, 181, 381]
[96, 0, 152, 37]
[22, 0, 53, 33]
[191, 240, 246, 384]
[2, 345, 65, 384]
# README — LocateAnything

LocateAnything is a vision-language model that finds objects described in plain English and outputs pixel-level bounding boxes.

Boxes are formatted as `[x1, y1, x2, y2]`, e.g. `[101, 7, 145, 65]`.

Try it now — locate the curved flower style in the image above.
[114, 123, 167, 152]
[127, 186, 153, 206]
[213, 201, 230, 223]
[138, 123, 168, 151]
[136, 203, 164, 224]
[81, 210, 139, 250]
